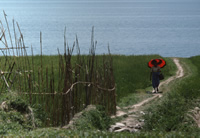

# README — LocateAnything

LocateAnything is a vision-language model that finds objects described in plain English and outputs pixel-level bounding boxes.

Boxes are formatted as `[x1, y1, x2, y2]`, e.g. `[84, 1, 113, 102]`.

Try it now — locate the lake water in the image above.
[0, 0, 200, 57]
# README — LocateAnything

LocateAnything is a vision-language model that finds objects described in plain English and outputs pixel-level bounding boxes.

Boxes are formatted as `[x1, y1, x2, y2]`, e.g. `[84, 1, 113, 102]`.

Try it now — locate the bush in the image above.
[0, 91, 44, 134]
[74, 105, 112, 130]
[10, 98, 28, 113]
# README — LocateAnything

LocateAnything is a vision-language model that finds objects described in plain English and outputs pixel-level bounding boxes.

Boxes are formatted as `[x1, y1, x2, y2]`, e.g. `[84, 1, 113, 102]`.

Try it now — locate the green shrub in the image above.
[31, 103, 47, 127]
[10, 98, 28, 113]
[74, 105, 112, 130]
[0, 91, 45, 134]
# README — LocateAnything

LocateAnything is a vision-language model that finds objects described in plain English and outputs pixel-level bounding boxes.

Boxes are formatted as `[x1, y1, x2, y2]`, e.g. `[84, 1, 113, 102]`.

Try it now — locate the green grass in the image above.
[0, 91, 43, 135]
[143, 56, 200, 133]
[2, 55, 200, 137]
[113, 55, 176, 103]
[117, 90, 153, 108]
[2, 127, 200, 137]
[0, 54, 176, 101]
[73, 105, 112, 131]
[30, 54, 175, 101]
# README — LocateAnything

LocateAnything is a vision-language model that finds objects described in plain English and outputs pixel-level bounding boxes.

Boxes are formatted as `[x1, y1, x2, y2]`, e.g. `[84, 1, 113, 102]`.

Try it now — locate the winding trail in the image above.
[110, 58, 185, 133]
[160, 58, 184, 86]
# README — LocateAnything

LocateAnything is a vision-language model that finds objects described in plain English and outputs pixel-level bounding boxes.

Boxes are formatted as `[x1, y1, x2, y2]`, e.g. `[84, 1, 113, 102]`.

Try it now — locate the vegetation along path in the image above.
[109, 58, 185, 133]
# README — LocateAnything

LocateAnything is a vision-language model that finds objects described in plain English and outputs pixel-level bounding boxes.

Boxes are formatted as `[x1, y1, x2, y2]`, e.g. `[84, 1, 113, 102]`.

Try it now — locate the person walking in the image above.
[150, 60, 161, 93]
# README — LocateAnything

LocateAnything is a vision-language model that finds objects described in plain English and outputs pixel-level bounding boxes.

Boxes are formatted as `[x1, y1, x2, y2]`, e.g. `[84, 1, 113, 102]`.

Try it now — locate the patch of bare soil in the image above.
[109, 58, 185, 133]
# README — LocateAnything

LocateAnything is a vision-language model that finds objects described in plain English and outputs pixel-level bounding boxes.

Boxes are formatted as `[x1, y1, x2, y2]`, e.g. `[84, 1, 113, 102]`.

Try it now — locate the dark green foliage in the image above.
[74, 105, 112, 130]
[180, 78, 200, 100]
[10, 98, 28, 113]
[0, 92, 43, 135]
[31, 103, 47, 127]
[143, 92, 187, 132]
[0, 121, 23, 135]
[0, 91, 29, 112]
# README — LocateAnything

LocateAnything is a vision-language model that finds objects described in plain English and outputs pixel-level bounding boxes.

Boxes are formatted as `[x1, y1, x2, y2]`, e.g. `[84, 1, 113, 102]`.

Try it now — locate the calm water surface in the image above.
[0, 0, 200, 57]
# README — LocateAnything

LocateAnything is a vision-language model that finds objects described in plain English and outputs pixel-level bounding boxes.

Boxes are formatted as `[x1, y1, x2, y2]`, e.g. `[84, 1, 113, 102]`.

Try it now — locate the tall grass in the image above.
[1, 55, 199, 137]
[113, 55, 176, 101]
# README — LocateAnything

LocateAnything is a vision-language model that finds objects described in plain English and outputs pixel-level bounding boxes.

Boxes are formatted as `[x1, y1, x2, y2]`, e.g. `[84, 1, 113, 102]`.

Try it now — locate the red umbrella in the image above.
[148, 58, 166, 68]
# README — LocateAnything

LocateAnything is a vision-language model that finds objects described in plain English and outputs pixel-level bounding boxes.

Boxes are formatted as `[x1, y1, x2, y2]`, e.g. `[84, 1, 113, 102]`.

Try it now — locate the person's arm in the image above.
[158, 67, 161, 72]
[150, 69, 152, 81]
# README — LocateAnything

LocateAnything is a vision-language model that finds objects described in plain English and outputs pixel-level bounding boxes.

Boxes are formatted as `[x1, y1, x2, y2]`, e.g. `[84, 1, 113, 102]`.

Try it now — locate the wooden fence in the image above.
[0, 12, 116, 126]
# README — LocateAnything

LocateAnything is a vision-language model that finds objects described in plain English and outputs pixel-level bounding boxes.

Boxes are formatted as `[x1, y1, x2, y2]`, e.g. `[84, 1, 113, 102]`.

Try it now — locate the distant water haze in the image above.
[0, 0, 200, 57]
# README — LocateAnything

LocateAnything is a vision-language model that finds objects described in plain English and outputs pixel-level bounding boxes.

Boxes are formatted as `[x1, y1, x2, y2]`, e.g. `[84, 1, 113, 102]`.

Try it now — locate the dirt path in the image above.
[109, 58, 185, 133]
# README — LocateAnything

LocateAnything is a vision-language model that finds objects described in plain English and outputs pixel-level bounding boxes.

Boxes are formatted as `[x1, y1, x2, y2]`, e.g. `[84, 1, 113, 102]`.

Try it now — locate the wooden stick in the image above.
[0, 47, 29, 50]
[22, 81, 115, 95]
[3, 10, 14, 55]
[1, 74, 10, 89]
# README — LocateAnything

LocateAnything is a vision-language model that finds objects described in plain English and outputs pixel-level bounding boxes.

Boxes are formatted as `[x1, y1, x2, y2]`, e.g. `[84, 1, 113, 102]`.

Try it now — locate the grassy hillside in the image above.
[0, 54, 176, 100]
[1, 55, 200, 137]
[143, 56, 200, 133]
[112, 55, 177, 109]
[113, 55, 176, 101]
